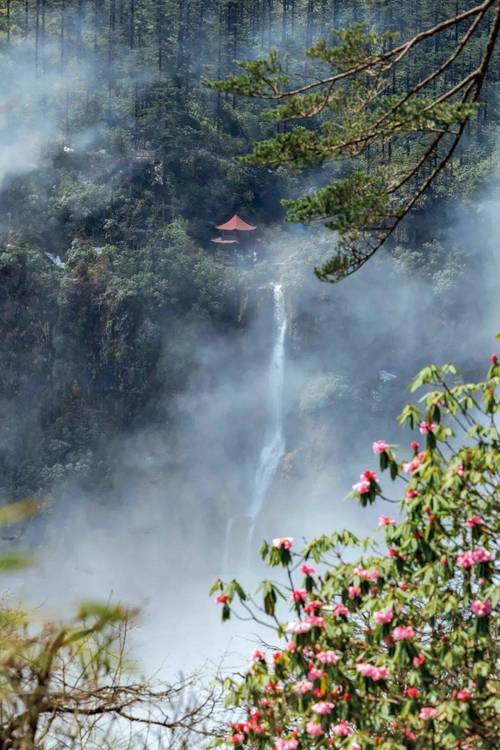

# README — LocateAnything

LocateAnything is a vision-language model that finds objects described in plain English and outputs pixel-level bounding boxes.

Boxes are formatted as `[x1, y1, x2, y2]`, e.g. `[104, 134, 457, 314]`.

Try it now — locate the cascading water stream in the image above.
[223, 282, 287, 572]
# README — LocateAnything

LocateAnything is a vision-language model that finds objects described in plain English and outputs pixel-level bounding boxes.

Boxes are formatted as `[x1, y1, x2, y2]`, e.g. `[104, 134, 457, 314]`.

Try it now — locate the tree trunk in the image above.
[35, 0, 41, 72]
[156, 0, 164, 74]
[60, 0, 66, 70]
[129, 0, 135, 50]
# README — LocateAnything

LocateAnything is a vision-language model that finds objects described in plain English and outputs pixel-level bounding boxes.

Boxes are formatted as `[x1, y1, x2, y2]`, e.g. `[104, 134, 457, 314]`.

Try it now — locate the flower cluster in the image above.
[457, 547, 492, 568]
[465, 515, 483, 529]
[402, 451, 426, 474]
[373, 607, 393, 625]
[392, 625, 415, 640]
[272, 537, 294, 550]
[372, 439, 390, 454]
[419, 420, 438, 434]
[470, 599, 492, 617]
[353, 565, 379, 582]
[378, 515, 396, 526]
[356, 663, 389, 681]
[352, 469, 378, 495]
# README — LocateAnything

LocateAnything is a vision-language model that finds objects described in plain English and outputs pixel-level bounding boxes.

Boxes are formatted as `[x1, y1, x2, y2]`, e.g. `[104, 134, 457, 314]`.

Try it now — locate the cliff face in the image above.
[0, 235, 245, 499]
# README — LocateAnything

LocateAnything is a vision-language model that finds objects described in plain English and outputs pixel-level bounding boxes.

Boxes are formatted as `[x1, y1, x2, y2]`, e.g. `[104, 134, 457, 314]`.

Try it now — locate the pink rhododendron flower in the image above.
[374, 608, 394, 625]
[306, 722, 324, 736]
[356, 663, 389, 681]
[272, 537, 294, 549]
[405, 488, 419, 500]
[453, 464, 465, 476]
[353, 470, 378, 494]
[465, 515, 483, 528]
[404, 729, 417, 741]
[413, 654, 425, 667]
[352, 479, 371, 494]
[419, 707, 437, 721]
[265, 682, 282, 695]
[454, 688, 472, 702]
[231, 733, 245, 745]
[317, 650, 340, 665]
[393, 625, 415, 640]
[457, 547, 491, 568]
[274, 740, 299, 750]
[293, 680, 314, 695]
[403, 457, 422, 474]
[331, 721, 353, 737]
[307, 667, 324, 681]
[356, 662, 375, 677]
[353, 566, 379, 582]
[332, 603, 349, 618]
[373, 439, 390, 454]
[491, 353, 498, 364]
[471, 547, 492, 563]
[348, 584, 361, 599]
[286, 620, 312, 634]
[251, 649, 266, 662]
[387, 547, 398, 558]
[378, 515, 396, 526]
[291, 588, 308, 603]
[457, 551, 474, 568]
[231, 722, 246, 733]
[216, 594, 230, 604]
[470, 599, 492, 617]
[312, 701, 334, 715]
[419, 421, 438, 435]
[306, 615, 325, 628]
[301, 563, 316, 576]
[246, 713, 265, 735]
[304, 599, 322, 614]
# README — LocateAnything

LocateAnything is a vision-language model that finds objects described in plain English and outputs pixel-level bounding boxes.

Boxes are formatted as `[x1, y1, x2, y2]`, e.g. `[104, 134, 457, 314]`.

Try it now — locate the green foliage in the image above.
[211, 3, 500, 281]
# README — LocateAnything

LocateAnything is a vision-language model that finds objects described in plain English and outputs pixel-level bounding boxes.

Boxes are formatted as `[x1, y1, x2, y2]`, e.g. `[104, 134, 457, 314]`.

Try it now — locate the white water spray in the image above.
[223, 282, 287, 571]
[247, 282, 287, 531]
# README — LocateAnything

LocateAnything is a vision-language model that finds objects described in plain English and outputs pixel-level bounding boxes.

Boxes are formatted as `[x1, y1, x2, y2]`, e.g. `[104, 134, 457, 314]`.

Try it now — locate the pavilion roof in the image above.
[216, 214, 256, 231]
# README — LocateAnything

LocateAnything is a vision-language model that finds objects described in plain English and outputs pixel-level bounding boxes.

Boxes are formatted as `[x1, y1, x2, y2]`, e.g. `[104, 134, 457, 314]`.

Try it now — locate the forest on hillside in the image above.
[0, 3, 498, 747]
[0, 0, 498, 499]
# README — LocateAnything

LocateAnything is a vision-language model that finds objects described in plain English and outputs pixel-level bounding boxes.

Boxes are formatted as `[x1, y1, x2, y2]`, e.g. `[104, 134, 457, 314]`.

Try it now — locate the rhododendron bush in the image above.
[212, 359, 499, 750]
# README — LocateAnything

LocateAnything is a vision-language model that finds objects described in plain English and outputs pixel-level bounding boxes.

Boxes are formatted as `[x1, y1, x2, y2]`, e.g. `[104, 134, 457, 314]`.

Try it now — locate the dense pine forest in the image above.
[0, 4, 498, 747]
[1, 0, 498, 499]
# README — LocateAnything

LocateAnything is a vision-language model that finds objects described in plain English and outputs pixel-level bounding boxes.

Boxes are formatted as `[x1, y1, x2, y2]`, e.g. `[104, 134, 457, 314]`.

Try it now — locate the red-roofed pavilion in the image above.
[216, 214, 256, 232]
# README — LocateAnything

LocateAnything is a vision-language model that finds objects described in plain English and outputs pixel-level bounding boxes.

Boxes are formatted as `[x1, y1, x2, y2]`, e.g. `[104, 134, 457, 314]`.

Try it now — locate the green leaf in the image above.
[0, 498, 40, 526]
[0, 553, 30, 572]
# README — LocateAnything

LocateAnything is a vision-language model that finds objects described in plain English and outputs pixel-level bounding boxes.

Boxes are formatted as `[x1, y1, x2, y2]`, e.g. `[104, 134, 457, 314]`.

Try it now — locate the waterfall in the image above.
[247, 282, 287, 535]
[223, 282, 287, 572]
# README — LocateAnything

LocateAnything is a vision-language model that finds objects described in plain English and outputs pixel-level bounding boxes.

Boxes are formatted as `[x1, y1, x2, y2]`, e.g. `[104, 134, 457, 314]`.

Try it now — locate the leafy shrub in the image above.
[214, 356, 499, 750]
